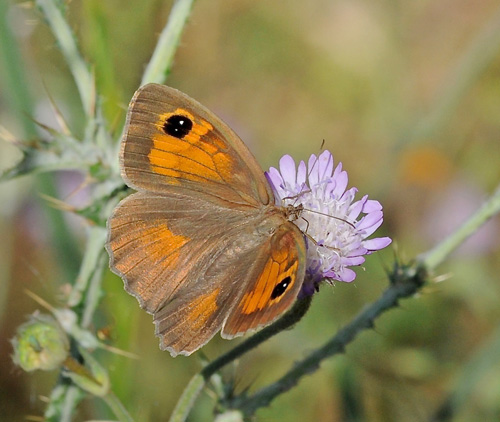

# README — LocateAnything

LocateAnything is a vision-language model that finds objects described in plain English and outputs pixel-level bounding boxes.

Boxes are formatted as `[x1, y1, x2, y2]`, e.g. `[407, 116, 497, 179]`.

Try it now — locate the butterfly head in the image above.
[283, 203, 304, 222]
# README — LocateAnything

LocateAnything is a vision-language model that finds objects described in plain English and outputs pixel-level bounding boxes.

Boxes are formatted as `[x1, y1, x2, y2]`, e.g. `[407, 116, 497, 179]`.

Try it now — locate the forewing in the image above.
[121, 83, 272, 207]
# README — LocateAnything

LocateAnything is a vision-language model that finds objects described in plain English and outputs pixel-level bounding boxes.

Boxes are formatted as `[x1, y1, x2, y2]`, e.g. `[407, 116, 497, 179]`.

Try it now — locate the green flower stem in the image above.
[44, 234, 113, 419]
[169, 181, 500, 418]
[0, 1, 37, 138]
[36, 0, 94, 116]
[44, 384, 83, 422]
[202, 296, 312, 378]
[419, 183, 500, 270]
[231, 265, 426, 416]
[168, 374, 205, 422]
[68, 226, 107, 308]
[81, 252, 108, 328]
[112, 0, 196, 160]
[60, 386, 82, 422]
[168, 296, 313, 422]
[141, 0, 197, 85]
[49, 355, 133, 422]
[226, 182, 500, 416]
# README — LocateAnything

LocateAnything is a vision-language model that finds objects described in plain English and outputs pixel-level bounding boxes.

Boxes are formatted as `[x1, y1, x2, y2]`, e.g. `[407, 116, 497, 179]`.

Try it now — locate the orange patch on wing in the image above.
[185, 288, 220, 331]
[148, 137, 222, 182]
[111, 222, 189, 277]
[240, 250, 299, 315]
[149, 110, 234, 183]
[139, 222, 189, 258]
[213, 151, 234, 181]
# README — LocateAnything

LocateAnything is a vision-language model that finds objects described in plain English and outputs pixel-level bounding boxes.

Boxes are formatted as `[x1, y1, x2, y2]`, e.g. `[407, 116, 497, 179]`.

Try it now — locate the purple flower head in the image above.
[266, 150, 391, 296]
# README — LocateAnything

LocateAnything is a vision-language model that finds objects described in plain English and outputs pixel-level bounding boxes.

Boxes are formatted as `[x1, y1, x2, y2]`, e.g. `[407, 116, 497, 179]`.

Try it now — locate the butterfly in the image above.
[106, 84, 306, 356]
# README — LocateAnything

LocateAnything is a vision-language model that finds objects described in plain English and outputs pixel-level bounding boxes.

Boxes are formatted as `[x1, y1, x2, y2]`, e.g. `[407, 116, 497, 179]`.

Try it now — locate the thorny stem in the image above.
[230, 264, 425, 416]
[224, 182, 500, 417]
[68, 226, 108, 308]
[36, 0, 94, 116]
[171, 182, 500, 419]
[141, 0, 197, 85]
[32, 0, 197, 420]
[170, 181, 500, 419]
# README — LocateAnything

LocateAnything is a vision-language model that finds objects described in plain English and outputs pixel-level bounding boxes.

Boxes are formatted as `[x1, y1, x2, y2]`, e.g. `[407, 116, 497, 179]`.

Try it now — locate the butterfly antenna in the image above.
[306, 140, 334, 189]
[301, 208, 356, 229]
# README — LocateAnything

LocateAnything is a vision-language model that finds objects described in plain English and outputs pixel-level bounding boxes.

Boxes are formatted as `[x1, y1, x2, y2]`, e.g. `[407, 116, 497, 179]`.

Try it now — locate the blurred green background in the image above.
[1, 0, 500, 421]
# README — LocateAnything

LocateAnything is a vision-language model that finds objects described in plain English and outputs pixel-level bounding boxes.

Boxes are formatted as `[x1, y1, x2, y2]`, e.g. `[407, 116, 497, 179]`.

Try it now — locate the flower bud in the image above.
[12, 313, 69, 372]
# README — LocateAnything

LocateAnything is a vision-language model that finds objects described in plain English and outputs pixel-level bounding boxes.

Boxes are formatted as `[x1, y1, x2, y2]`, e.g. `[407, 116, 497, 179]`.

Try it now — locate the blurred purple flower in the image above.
[266, 150, 391, 296]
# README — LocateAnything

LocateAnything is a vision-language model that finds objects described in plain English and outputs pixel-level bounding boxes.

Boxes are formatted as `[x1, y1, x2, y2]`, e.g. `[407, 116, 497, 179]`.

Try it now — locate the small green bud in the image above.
[12, 313, 69, 372]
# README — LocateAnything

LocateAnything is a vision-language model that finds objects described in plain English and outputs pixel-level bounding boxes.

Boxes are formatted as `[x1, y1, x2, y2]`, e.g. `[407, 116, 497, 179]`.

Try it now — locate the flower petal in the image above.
[279, 155, 297, 187]
[297, 160, 307, 188]
[317, 150, 334, 180]
[331, 170, 348, 199]
[363, 237, 392, 251]
[363, 200, 382, 213]
[357, 211, 383, 231]
[348, 195, 368, 220]
[341, 256, 366, 266]
[337, 267, 357, 282]
[265, 168, 285, 198]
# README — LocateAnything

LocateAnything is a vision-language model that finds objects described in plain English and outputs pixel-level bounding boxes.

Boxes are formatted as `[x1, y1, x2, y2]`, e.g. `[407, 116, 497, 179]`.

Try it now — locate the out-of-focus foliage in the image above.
[1, 0, 500, 421]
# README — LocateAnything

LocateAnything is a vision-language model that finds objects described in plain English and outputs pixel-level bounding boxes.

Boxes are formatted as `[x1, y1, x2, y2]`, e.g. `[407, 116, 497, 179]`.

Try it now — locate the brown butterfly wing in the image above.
[108, 84, 308, 356]
[153, 222, 305, 356]
[107, 191, 305, 356]
[107, 191, 241, 313]
[120, 83, 272, 207]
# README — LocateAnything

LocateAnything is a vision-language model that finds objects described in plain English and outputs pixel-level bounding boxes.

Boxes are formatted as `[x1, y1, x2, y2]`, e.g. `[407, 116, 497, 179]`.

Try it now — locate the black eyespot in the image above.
[271, 276, 292, 300]
[163, 114, 193, 138]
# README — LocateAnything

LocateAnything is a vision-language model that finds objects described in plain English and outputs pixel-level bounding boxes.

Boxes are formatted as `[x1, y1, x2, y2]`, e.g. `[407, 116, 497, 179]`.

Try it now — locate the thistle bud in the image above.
[12, 313, 69, 372]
